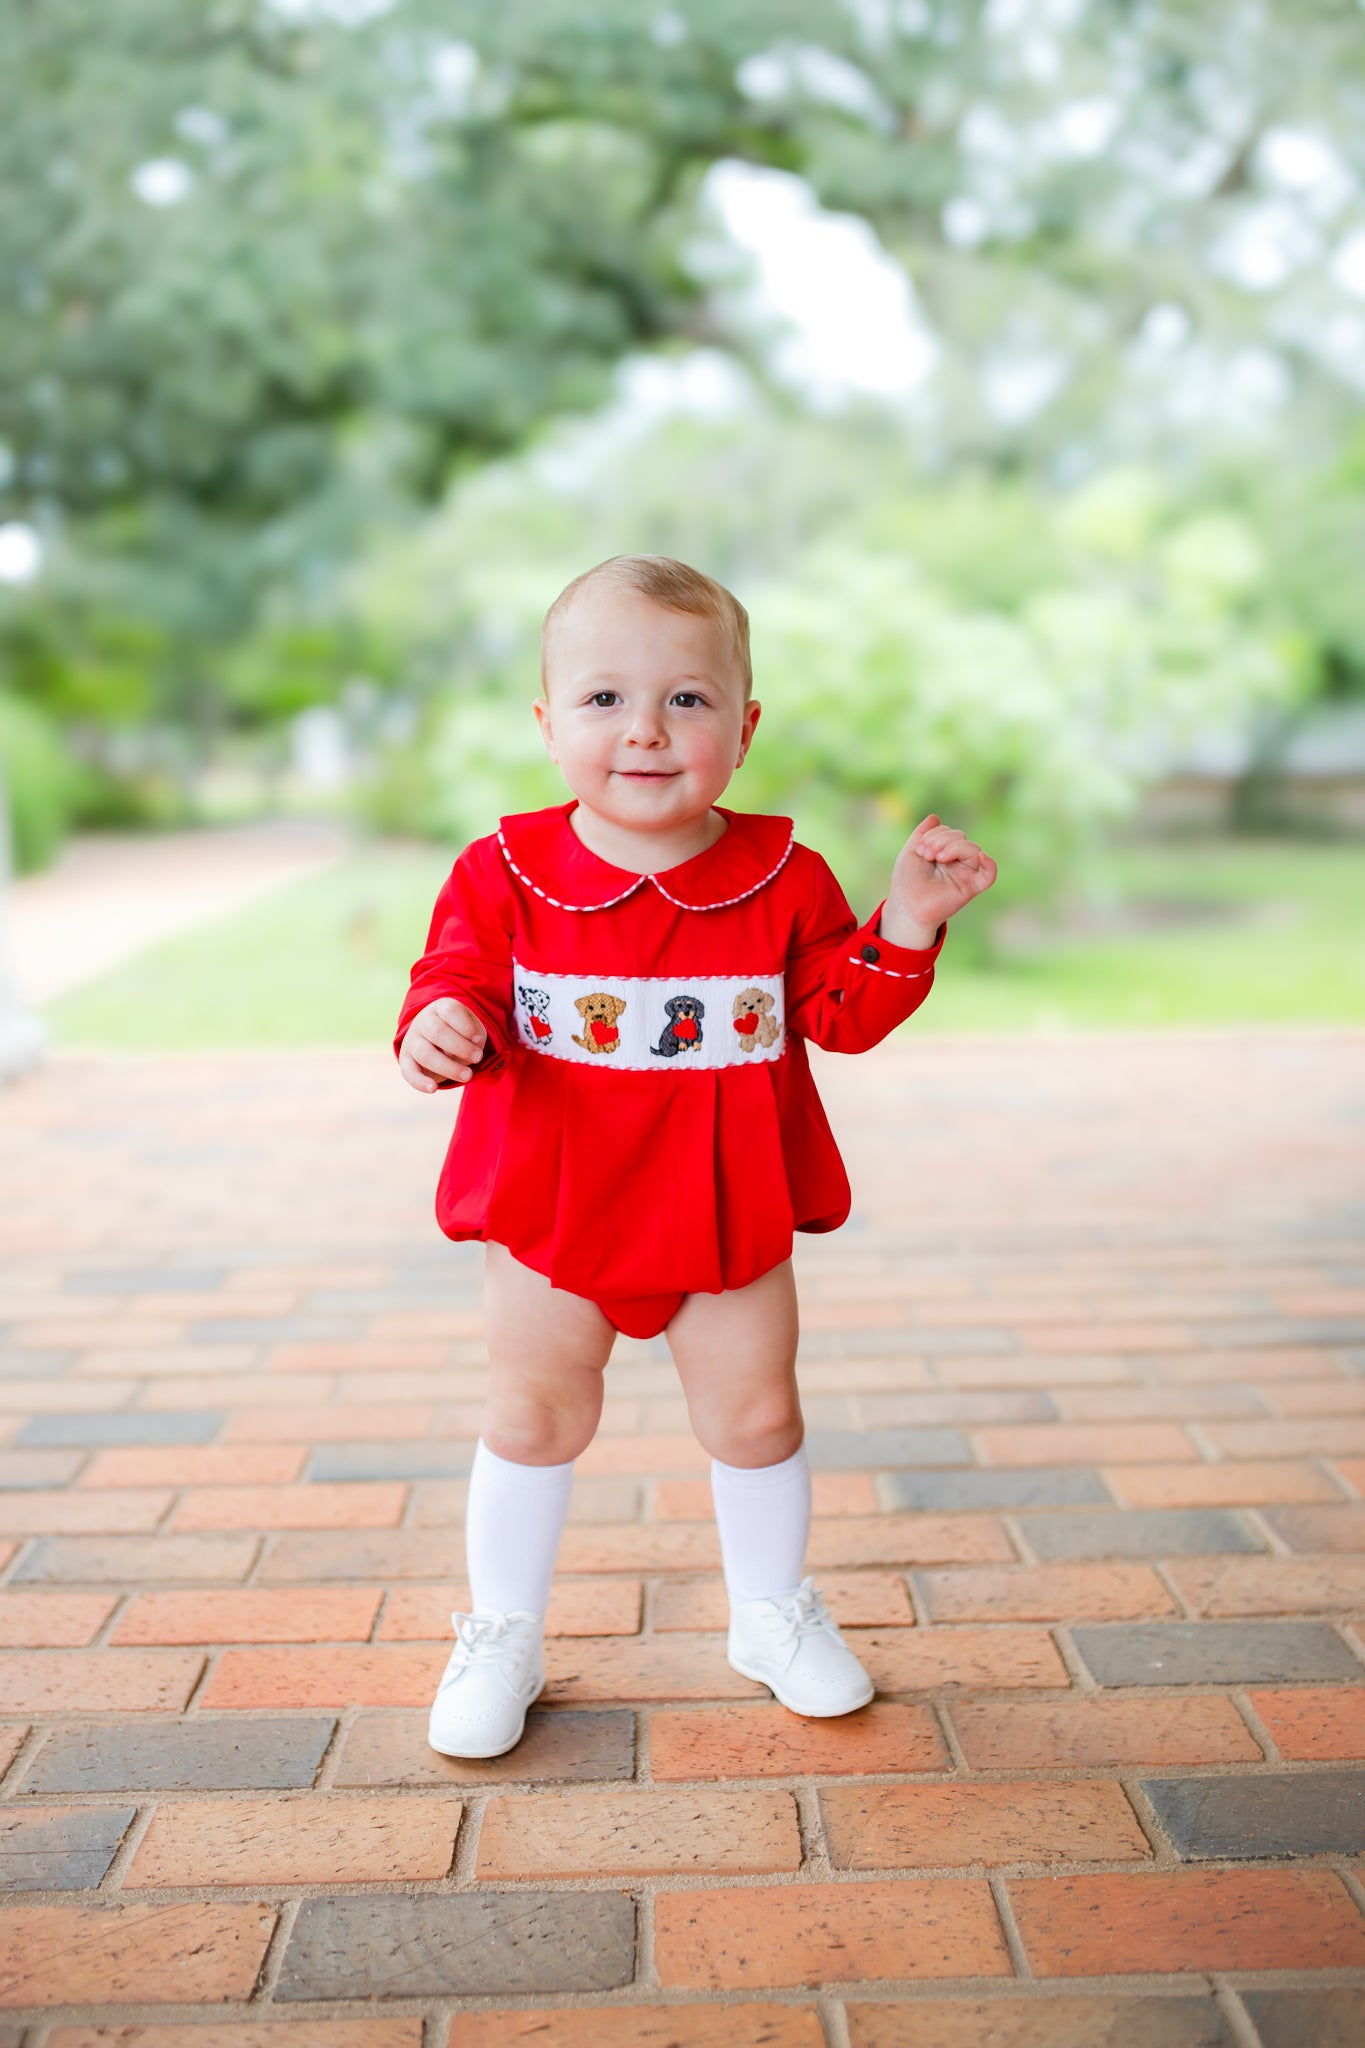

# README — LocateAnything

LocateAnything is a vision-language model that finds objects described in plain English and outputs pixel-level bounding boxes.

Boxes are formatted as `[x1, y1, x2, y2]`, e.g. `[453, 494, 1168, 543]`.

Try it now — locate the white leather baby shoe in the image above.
[727, 1575, 875, 1716]
[427, 1609, 546, 1759]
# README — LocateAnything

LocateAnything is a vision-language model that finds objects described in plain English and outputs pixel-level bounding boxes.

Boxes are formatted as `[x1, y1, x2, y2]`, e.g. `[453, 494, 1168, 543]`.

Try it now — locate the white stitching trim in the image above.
[848, 952, 935, 980]
[649, 827, 795, 911]
[498, 822, 796, 913]
[497, 831, 646, 913]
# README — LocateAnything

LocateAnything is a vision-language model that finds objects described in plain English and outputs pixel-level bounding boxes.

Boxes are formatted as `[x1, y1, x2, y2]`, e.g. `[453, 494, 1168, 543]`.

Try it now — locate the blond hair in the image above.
[541, 554, 751, 697]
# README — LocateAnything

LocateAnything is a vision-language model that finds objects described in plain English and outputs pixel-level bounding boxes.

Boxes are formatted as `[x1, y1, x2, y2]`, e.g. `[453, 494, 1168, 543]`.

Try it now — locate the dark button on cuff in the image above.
[861, 943, 881, 963]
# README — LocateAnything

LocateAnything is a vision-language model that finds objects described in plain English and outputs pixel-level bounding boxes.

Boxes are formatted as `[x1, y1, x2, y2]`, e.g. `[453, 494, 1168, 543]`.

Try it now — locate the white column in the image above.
[0, 768, 45, 1081]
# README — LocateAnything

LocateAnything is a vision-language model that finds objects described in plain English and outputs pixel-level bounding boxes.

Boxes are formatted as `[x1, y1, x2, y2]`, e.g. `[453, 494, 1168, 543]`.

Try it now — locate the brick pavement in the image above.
[0, 1030, 1363, 2044]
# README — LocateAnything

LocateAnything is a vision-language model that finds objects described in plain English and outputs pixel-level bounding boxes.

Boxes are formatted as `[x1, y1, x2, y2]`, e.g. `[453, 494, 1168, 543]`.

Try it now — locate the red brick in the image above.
[222, 1405, 434, 1442]
[543, 1637, 765, 1703]
[1249, 1685, 1365, 1760]
[1107, 1461, 1341, 1508]
[125, 1792, 462, 1887]
[1334, 1459, 1365, 1498]
[1205, 1418, 1365, 1458]
[806, 1515, 1015, 1567]
[1165, 1556, 1365, 1616]
[0, 1591, 116, 1647]
[577, 1434, 711, 1476]
[79, 1445, 307, 1487]
[917, 1564, 1174, 1624]
[851, 1626, 1068, 1692]
[937, 1356, 1136, 1387]
[0, 1723, 26, 1775]
[447, 2008, 823, 2048]
[654, 1878, 1010, 1987]
[974, 1424, 1197, 1466]
[653, 1473, 876, 1518]
[1022, 1323, 1194, 1353]
[821, 1780, 1150, 1868]
[1052, 1386, 1264, 1420]
[948, 1695, 1261, 1769]
[51, 2026, 423, 2048]
[379, 1580, 642, 1639]
[844, 1998, 1254, 2048]
[558, 1524, 721, 1572]
[0, 1900, 276, 2004]
[112, 1587, 383, 1645]
[1151, 1347, 1341, 1383]
[1260, 1379, 1365, 1415]
[271, 1338, 450, 1372]
[0, 1489, 172, 1535]
[476, 1787, 800, 1877]
[649, 1702, 947, 1781]
[170, 1482, 408, 1531]
[198, 1645, 440, 1710]
[1009, 1867, 1365, 1975]
[653, 1573, 913, 1631]
[0, 1650, 204, 1714]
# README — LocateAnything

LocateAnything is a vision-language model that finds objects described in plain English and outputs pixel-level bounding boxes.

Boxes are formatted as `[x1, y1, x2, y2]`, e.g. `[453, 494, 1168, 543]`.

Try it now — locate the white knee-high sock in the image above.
[710, 1442, 812, 1604]
[465, 1437, 576, 1618]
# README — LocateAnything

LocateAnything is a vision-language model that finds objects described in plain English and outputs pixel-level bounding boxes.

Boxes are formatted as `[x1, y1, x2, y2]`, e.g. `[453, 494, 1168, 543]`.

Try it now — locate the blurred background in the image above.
[2, 0, 1363, 1060]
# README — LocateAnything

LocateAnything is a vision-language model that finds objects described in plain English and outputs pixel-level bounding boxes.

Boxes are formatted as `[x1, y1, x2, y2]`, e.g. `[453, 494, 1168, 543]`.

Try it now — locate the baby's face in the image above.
[535, 584, 759, 836]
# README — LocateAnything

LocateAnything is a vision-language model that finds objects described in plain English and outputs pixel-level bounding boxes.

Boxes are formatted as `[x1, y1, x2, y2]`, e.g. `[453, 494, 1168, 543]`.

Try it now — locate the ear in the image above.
[574, 996, 591, 1017]
[609, 996, 626, 1020]
[533, 695, 557, 762]
[734, 698, 761, 770]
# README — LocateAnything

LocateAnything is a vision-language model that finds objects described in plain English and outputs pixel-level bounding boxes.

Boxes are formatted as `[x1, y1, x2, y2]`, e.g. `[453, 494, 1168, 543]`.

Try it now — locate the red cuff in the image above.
[848, 904, 945, 980]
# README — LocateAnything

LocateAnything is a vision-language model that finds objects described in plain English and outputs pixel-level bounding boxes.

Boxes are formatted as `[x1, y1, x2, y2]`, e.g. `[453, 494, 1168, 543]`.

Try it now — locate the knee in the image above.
[484, 1387, 599, 1465]
[702, 1402, 804, 1469]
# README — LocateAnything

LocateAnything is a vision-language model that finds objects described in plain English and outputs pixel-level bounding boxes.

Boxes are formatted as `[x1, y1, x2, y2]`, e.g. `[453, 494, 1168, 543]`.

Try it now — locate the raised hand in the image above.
[399, 997, 488, 1093]
[882, 814, 998, 947]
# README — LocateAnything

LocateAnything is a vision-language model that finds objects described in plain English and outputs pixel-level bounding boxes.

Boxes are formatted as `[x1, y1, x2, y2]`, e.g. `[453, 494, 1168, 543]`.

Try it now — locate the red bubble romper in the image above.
[394, 802, 944, 1339]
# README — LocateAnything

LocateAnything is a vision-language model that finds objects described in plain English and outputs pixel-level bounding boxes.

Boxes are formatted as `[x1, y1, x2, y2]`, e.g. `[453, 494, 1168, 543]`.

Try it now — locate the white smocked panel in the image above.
[510, 963, 786, 1071]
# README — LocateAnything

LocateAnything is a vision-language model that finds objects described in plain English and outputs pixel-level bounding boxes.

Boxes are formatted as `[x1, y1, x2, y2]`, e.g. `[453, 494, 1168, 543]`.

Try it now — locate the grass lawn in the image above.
[44, 834, 1365, 1051]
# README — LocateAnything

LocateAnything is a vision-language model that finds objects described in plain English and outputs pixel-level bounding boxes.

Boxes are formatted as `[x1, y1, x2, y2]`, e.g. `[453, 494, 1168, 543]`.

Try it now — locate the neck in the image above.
[566, 801, 728, 874]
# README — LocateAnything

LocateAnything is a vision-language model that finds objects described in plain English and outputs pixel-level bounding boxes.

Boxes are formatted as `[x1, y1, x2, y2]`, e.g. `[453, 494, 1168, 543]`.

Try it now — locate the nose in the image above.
[624, 703, 668, 747]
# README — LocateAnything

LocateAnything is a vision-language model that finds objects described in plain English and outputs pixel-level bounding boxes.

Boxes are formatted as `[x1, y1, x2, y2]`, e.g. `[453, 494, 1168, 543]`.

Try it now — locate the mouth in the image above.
[614, 769, 679, 780]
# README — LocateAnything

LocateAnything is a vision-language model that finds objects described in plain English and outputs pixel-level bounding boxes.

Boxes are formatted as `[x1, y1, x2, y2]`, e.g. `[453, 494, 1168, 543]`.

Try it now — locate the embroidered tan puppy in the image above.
[573, 990, 628, 1054]
[732, 986, 780, 1052]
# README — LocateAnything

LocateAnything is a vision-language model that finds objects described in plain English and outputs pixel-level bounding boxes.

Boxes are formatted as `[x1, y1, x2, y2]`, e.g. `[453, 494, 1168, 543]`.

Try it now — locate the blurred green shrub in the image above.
[0, 693, 86, 873]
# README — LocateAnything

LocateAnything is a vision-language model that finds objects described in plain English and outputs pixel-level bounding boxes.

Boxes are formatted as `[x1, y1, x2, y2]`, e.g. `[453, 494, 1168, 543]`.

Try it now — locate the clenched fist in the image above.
[399, 998, 488, 1094]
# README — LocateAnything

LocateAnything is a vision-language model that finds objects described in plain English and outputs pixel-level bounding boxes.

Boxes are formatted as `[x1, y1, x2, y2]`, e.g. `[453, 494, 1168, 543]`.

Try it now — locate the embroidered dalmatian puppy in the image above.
[517, 984, 553, 1044]
[732, 986, 780, 1052]
[573, 991, 627, 1054]
[651, 994, 705, 1059]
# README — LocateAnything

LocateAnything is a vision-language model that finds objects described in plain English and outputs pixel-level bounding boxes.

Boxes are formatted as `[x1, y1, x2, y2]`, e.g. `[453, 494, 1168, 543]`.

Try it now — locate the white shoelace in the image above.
[437, 1610, 525, 1689]
[762, 1576, 836, 1649]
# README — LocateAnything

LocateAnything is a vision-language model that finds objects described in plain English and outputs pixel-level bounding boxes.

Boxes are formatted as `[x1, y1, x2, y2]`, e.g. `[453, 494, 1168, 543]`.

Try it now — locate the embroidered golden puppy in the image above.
[732, 986, 780, 1052]
[573, 990, 628, 1054]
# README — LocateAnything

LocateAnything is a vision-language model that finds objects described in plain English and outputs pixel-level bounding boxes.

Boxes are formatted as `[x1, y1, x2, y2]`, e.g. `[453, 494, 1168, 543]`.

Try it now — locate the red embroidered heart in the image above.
[530, 1016, 552, 1040]
[734, 1012, 759, 1035]
[673, 1016, 698, 1040]
[590, 1018, 619, 1046]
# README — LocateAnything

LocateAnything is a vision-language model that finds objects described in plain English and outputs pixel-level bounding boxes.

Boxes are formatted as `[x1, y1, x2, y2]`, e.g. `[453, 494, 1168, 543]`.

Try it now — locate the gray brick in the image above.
[1143, 1770, 1365, 1859]
[261, 1532, 463, 1582]
[0, 1350, 72, 1378]
[0, 1804, 135, 1888]
[332, 1708, 635, 1786]
[14, 1534, 258, 1582]
[841, 1996, 1235, 2047]
[804, 1428, 968, 1470]
[276, 1891, 636, 1999]
[20, 1718, 336, 1793]
[1263, 1505, 1365, 1553]
[884, 1467, 1113, 1511]
[842, 1327, 1014, 1355]
[1073, 1621, 1363, 1687]
[0, 1450, 85, 1489]
[1241, 1987, 1365, 2048]
[1020, 1509, 1263, 1561]
[63, 1267, 226, 1293]
[189, 1317, 357, 1342]
[15, 1411, 222, 1447]
[307, 1442, 475, 1482]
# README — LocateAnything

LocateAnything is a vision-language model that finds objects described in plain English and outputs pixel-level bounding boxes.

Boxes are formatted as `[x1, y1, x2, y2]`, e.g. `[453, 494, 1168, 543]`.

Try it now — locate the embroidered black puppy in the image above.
[651, 994, 705, 1058]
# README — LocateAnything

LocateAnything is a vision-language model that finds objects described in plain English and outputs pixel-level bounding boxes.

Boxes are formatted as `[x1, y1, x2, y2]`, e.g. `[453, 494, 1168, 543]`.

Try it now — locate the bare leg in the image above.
[665, 1257, 803, 1466]
[481, 1241, 617, 1464]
